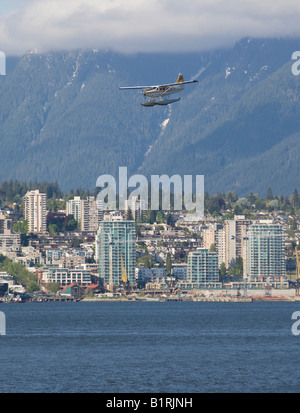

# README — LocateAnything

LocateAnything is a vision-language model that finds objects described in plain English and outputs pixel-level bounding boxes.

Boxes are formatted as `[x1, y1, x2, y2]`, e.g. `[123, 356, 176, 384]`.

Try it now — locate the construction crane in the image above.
[108, 234, 114, 292]
[120, 252, 131, 295]
[121, 253, 128, 284]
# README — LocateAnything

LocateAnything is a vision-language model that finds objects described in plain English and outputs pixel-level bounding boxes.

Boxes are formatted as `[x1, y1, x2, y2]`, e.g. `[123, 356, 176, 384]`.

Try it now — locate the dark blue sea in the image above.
[0, 301, 300, 393]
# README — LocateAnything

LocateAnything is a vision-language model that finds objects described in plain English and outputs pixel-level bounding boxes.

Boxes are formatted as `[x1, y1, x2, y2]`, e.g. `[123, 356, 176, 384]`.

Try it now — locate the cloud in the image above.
[1, 0, 300, 55]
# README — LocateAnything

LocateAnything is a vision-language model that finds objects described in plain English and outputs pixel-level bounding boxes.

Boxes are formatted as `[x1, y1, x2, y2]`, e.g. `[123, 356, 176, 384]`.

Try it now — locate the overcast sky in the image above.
[1, 0, 300, 55]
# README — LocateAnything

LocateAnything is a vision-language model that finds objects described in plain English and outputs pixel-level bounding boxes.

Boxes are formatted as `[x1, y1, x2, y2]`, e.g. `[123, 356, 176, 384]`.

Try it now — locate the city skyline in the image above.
[0, 186, 297, 290]
[0, 0, 299, 396]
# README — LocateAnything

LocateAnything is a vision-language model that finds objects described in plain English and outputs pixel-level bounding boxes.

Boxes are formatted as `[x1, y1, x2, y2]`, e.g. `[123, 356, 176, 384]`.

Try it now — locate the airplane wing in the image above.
[159, 79, 198, 87]
[119, 79, 198, 90]
[119, 85, 156, 90]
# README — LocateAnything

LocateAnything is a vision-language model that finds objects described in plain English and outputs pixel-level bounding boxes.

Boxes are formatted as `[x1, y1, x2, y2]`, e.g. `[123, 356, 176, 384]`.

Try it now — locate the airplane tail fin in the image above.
[176, 73, 184, 83]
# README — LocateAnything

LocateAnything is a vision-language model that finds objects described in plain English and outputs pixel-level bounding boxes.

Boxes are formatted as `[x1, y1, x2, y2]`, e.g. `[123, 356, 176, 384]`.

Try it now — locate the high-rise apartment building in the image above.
[24, 190, 47, 233]
[187, 248, 219, 284]
[202, 216, 251, 269]
[245, 221, 286, 280]
[223, 215, 251, 268]
[66, 196, 81, 222]
[97, 215, 136, 288]
[81, 196, 103, 232]
[67, 196, 103, 231]
[203, 222, 226, 268]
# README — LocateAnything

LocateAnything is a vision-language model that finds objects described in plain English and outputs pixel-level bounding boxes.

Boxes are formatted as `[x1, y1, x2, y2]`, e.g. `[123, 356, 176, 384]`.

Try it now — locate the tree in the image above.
[156, 211, 165, 224]
[225, 191, 238, 204]
[0, 255, 40, 291]
[254, 197, 266, 211]
[235, 257, 243, 275]
[267, 187, 274, 200]
[166, 213, 173, 226]
[269, 199, 279, 211]
[20, 233, 29, 247]
[247, 192, 256, 204]
[233, 204, 243, 215]
[292, 189, 300, 209]
[166, 252, 172, 275]
[229, 257, 243, 277]
[27, 281, 40, 293]
[13, 219, 28, 234]
[135, 223, 141, 238]
[219, 262, 226, 280]
[149, 210, 156, 224]
[207, 195, 226, 215]
[65, 218, 77, 232]
[126, 207, 134, 221]
[46, 282, 61, 294]
[48, 223, 58, 236]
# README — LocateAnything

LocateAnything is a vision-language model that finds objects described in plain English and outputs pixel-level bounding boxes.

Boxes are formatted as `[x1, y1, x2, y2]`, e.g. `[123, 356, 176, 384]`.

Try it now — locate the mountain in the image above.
[140, 38, 300, 196]
[0, 38, 300, 196]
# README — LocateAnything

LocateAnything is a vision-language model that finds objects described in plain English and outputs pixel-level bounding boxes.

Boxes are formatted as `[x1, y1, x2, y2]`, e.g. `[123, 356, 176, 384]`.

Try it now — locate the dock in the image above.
[192, 296, 253, 302]
[31, 296, 80, 302]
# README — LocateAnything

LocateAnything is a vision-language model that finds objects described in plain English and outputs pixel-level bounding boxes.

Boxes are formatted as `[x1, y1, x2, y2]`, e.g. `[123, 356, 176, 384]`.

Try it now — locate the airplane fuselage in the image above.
[143, 84, 184, 98]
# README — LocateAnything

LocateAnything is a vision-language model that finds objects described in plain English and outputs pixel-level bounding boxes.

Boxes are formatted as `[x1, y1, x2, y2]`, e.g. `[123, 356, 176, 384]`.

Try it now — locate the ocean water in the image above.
[0, 301, 299, 393]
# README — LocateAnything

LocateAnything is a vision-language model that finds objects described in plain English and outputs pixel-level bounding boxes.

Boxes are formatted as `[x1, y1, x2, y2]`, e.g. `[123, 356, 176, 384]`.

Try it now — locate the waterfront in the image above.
[0, 301, 300, 393]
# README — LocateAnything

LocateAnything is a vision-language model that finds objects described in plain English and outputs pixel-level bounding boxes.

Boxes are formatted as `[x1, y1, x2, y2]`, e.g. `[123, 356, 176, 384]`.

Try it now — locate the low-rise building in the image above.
[135, 267, 167, 283]
[42, 268, 92, 286]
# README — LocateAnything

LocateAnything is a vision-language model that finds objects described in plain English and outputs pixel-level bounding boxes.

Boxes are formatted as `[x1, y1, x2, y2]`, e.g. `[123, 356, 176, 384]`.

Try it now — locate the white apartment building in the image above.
[202, 216, 251, 269]
[66, 196, 103, 232]
[244, 220, 286, 280]
[135, 267, 167, 282]
[202, 223, 226, 268]
[81, 196, 103, 231]
[66, 196, 81, 222]
[24, 190, 47, 233]
[224, 215, 251, 268]
[42, 268, 92, 286]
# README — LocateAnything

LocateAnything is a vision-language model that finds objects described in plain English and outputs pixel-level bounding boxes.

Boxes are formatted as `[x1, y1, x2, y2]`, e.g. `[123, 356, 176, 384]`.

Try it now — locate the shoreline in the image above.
[2, 294, 298, 304]
[79, 296, 296, 303]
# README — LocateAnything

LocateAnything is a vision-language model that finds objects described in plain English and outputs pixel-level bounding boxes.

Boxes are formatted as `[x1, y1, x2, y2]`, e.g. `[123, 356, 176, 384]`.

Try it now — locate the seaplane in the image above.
[119, 73, 198, 107]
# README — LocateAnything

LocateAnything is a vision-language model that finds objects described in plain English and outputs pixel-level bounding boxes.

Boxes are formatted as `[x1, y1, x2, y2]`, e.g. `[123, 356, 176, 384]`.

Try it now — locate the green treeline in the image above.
[204, 188, 300, 217]
[0, 254, 39, 292]
[1, 179, 300, 219]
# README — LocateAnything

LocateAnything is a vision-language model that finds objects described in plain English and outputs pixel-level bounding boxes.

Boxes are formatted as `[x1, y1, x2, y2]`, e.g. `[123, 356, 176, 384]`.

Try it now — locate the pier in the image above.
[31, 296, 80, 303]
[192, 296, 253, 302]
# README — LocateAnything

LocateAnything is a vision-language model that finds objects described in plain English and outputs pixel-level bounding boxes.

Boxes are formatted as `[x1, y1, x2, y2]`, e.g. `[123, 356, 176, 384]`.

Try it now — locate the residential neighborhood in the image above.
[0, 183, 299, 302]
